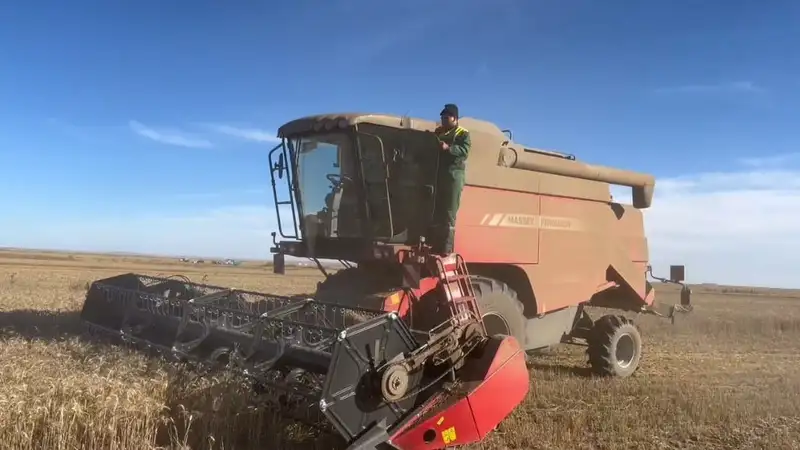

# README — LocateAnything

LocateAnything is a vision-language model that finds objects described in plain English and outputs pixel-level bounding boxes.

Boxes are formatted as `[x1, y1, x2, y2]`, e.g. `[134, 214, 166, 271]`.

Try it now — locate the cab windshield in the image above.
[285, 126, 440, 245]
[289, 133, 361, 239]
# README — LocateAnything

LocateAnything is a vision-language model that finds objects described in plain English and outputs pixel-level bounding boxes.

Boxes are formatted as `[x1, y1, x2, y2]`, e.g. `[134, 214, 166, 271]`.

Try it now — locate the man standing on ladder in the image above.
[431, 103, 471, 256]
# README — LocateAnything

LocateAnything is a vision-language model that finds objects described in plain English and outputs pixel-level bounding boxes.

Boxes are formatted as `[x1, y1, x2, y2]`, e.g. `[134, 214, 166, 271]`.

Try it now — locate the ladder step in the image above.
[441, 276, 471, 288]
[439, 270, 457, 279]
[443, 286, 475, 300]
[439, 254, 458, 266]
[448, 274, 471, 282]
[445, 283, 468, 295]
[434, 253, 478, 306]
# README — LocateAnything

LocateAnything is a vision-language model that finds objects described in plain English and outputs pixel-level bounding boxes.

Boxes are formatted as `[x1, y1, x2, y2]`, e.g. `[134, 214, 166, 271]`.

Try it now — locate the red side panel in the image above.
[454, 182, 652, 313]
[454, 185, 540, 264]
[389, 335, 530, 449]
[390, 397, 483, 449]
[381, 277, 440, 317]
[467, 335, 530, 437]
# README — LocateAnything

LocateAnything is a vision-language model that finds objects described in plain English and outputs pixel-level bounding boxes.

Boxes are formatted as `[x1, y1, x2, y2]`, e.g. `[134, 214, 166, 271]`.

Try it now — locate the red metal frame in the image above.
[387, 335, 530, 449]
[373, 254, 529, 449]
[381, 276, 438, 318]
[381, 255, 481, 324]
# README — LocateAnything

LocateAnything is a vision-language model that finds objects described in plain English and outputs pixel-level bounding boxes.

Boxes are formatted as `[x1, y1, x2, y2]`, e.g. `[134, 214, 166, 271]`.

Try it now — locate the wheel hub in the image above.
[615, 333, 636, 368]
[482, 312, 511, 337]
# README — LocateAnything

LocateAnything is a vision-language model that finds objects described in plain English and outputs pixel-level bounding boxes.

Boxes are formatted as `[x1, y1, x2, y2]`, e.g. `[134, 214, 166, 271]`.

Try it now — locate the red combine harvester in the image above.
[80, 113, 692, 449]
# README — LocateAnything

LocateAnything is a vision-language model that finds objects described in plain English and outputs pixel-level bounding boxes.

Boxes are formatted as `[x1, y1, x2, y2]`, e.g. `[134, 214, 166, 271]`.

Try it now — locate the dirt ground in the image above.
[0, 249, 799, 450]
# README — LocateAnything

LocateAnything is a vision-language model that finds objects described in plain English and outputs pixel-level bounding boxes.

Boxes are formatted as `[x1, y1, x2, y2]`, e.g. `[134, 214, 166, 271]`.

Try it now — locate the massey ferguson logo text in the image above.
[479, 213, 579, 230]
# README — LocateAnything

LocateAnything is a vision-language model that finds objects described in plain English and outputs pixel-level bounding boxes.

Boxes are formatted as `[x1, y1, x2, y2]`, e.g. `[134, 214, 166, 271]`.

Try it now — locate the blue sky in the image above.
[2, 1, 800, 286]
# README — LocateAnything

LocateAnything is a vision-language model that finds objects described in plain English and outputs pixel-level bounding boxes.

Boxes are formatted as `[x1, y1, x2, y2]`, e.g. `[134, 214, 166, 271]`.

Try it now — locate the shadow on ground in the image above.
[526, 361, 594, 378]
[0, 308, 346, 450]
[0, 308, 84, 341]
[0, 308, 608, 449]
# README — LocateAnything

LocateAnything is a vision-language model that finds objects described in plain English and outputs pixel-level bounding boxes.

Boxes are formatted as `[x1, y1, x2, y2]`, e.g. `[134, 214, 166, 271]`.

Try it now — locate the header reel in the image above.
[79, 271, 529, 449]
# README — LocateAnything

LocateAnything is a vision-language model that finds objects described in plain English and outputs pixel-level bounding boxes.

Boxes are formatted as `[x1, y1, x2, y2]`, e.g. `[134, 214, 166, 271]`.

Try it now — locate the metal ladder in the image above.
[433, 253, 483, 331]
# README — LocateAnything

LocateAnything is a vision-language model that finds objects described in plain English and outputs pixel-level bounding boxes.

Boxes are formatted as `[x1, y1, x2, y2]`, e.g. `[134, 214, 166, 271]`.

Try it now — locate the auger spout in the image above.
[498, 146, 656, 208]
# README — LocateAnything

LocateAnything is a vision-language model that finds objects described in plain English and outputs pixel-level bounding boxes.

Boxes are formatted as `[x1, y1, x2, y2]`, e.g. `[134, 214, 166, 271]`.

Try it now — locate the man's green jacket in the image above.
[434, 125, 471, 178]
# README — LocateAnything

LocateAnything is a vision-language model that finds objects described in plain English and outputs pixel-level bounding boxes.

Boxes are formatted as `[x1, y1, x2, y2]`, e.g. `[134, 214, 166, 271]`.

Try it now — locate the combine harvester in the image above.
[80, 113, 693, 449]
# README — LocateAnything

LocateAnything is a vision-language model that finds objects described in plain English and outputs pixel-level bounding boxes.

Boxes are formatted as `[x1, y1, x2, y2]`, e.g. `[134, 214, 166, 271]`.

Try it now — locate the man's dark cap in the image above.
[440, 103, 459, 118]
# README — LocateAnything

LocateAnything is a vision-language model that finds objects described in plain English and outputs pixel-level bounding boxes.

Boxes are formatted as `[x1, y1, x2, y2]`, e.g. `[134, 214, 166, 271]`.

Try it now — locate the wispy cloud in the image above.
[334, 0, 506, 62]
[206, 124, 281, 144]
[129, 120, 214, 148]
[167, 187, 268, 201]
[736, 153, 800, 169]
[610, 154, 800, 288]
[351, 17, 435, 60]
[653, 81, 766, 95]
[46, 118, 120, 144]
[46, 118, 97, 142]
[7, 204, 294, 259]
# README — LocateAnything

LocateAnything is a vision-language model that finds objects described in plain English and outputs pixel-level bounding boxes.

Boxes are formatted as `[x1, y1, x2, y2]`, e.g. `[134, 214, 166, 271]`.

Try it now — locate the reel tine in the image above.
[79, 272, 389, 432]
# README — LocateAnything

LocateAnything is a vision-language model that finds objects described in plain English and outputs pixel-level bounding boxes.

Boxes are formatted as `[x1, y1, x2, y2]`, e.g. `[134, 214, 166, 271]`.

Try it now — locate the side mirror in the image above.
[670, 265, 685, 283]
[277, 153, 286, 179]
[273, 253, 285, 275]
[268, 142, 287, 180]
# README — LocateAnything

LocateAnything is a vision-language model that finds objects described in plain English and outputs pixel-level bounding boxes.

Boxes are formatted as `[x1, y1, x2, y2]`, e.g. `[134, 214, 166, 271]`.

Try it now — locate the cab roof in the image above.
[276, 112, 506, 138]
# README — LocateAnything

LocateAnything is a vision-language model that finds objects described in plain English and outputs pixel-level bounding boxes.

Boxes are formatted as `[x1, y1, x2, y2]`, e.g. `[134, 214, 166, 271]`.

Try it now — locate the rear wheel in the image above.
[470, 276, 527, 346]
[586, 314, 642, 377]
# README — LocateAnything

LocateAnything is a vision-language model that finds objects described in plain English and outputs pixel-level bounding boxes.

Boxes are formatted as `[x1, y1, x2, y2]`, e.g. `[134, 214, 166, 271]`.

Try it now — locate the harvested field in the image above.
[1, 249, 799, 450]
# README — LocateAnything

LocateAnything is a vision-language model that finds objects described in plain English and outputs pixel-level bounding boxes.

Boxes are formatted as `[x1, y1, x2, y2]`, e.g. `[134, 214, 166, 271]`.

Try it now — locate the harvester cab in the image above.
[268, 114, 444, 267]
[80, 112, 694, 450]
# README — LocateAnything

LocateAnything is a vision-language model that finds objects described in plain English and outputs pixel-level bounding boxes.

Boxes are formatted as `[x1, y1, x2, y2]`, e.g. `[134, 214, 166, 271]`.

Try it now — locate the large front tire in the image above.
[470, 276, 527, 347]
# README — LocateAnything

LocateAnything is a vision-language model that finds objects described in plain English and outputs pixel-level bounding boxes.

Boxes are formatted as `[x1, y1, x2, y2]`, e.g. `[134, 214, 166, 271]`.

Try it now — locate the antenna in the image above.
[400, 109, 412, 129]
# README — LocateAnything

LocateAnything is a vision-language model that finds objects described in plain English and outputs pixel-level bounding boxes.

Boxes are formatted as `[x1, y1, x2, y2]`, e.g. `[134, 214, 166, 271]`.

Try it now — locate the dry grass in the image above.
[0, 249, 799, 449]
